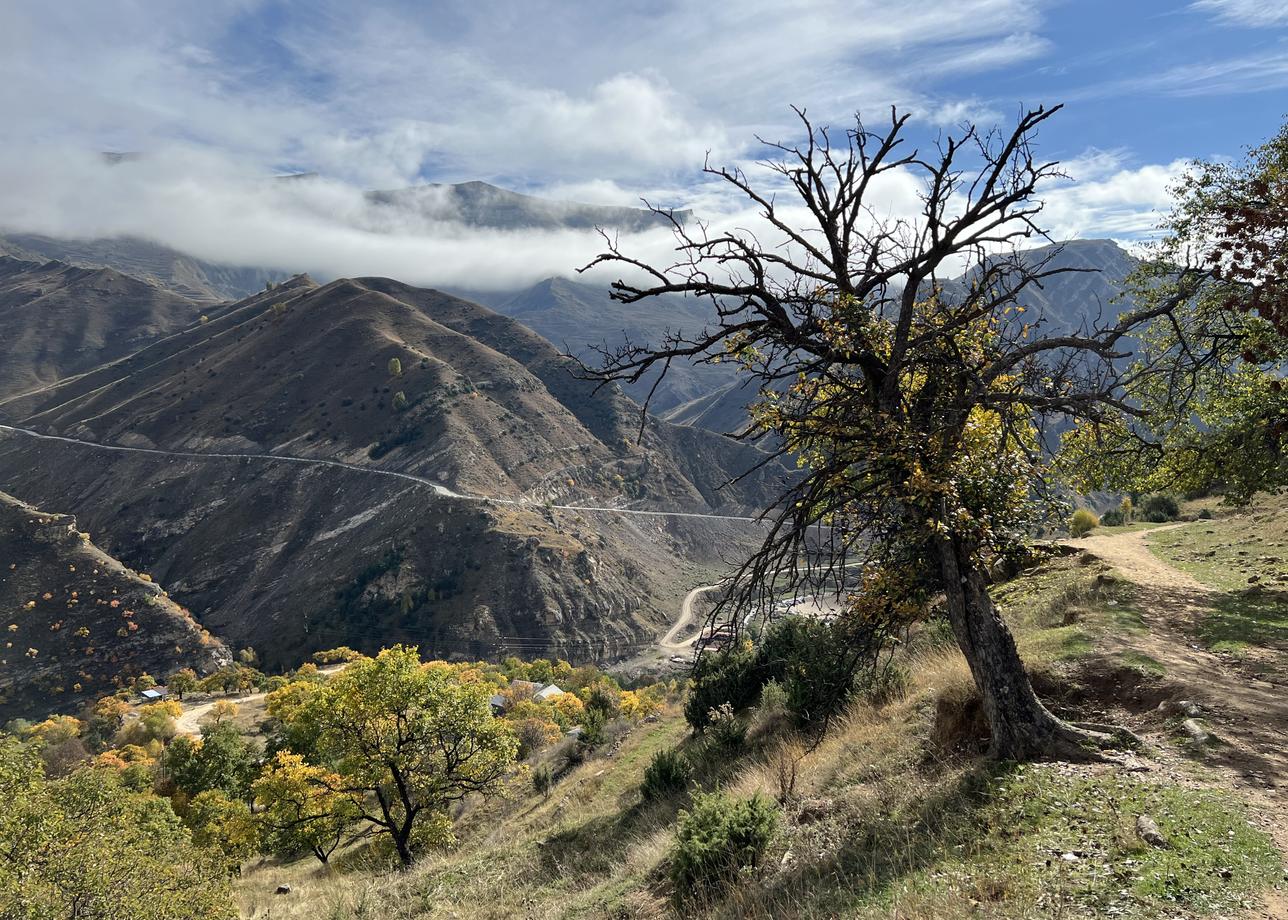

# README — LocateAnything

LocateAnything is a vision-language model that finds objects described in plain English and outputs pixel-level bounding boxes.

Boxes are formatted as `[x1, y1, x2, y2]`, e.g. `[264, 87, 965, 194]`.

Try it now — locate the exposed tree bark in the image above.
[937, 532, 1102, 760]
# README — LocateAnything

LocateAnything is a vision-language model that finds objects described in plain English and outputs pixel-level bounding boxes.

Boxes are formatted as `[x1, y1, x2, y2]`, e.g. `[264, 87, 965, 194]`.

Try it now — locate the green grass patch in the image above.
[1027, 624, 1094, 661]
[814, 764, 1281, 920]
[1200, 591, 1288, 653]
[1147, 497, 1288, 593]
[991, 559, 1141, 665]
[1119, 650, 1167, 676]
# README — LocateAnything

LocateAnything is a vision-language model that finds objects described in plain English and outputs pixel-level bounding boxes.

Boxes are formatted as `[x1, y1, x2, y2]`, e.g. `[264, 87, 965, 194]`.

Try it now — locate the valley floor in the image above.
[236, 500, 1288, 919]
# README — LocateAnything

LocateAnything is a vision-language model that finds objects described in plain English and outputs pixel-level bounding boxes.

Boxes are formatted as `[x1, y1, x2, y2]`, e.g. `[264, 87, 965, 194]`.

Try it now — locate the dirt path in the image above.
[1072, 523, 1208, 592]
[174, 691, 269, 735]
[1066, 526, 1288, 915]
[660, 583, 724, 651]
[173, 663, 349, 735]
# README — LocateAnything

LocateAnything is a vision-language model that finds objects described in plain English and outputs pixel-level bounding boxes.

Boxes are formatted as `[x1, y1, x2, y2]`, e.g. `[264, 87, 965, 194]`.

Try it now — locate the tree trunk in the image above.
[937, 532, 1103, 761]
[391, 826, 414, 868]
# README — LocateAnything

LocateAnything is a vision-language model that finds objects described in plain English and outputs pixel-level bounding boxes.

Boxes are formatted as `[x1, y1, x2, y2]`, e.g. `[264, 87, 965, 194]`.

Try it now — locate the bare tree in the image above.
[581, 105, 1190, 760]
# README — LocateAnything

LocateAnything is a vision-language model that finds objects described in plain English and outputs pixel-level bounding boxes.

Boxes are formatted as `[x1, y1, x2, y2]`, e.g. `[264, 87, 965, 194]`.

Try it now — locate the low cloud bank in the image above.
[0, 141, 1182, 293]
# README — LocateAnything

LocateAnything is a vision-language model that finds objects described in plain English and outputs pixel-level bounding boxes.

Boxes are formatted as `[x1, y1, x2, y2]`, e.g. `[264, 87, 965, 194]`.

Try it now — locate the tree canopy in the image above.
[1065, 118, 1287, 501]
[0, 738, 235, 919]
[281, 645, 517, 866]
[582, 105, 1184, 759]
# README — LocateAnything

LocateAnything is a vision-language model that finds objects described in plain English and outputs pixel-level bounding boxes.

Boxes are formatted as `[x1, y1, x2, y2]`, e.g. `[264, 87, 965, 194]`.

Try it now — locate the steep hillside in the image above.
[491, 276, 737, 412]
[663, 377, 778, 436]
[0, 233, 281, 303]
[655, 241, 1148, 448]
[0, 274, 782, 671]
[497, 240, 1146, 434]
[1011, 238, 1141, 330]
[0, 491, 228, 720]
[236, 518, 1288, 919]
[0, 256, 207, 400]
[5, 274, 778, 504]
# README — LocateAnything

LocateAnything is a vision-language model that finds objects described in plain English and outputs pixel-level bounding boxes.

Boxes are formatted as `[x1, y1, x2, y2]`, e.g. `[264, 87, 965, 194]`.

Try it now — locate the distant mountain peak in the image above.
[365, 181, 687, 232]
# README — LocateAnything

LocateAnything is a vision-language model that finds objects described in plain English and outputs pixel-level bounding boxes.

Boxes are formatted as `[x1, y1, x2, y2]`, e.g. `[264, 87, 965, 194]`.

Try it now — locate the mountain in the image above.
[663, 378, 765, 435]
[366, 181, 689, 232]
[0, 233, 282, 303]
[0, 490, 228, 720]
[0, 182, 682, 305]
[664, 239, 1145, 435]
[0, 269, 783, 673]
[489, 276, 738, 412]
[992, 238, 1141, 332]
[0, 256, 209, 401]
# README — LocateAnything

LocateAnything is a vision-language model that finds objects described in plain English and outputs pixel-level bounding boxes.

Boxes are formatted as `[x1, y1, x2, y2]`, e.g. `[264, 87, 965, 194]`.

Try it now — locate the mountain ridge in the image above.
[0, 489, 229, 720]
[0, 267, 782, 673]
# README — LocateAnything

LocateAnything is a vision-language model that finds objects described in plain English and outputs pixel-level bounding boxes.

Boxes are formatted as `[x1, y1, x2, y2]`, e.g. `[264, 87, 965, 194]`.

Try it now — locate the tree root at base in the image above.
[994, 719, 1147, 764]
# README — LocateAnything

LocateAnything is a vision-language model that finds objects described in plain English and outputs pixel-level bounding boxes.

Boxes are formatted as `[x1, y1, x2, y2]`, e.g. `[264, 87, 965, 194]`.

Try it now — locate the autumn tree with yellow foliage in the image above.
[583, 105, 1192, 760]
[253, 751, 358, 865]
[278, 646, 516, 867]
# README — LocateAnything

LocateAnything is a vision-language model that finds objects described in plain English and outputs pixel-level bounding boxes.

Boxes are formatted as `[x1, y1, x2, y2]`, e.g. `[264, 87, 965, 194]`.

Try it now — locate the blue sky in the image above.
[982, 1, 1288, 163]
[1, 0, 1286, 285]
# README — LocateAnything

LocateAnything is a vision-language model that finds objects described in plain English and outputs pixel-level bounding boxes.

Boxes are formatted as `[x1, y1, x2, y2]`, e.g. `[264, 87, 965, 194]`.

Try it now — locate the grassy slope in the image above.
[238, 540, 1285, 919]
[1147, 496, 1288, 593]
[1148, 496, 1288, 664]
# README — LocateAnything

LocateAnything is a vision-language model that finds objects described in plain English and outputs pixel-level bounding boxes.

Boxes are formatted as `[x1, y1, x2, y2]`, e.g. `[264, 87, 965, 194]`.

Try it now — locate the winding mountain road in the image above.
[660, 583, 726, 651]
[0, 422, 760, 523]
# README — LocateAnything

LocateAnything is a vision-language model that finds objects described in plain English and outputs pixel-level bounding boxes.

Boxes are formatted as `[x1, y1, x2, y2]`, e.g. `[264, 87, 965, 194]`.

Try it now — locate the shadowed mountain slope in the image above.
[0, 273, 782, 674]
[490, 276, 737, 413]
[0, 256, 208, 401]
[0, 234, 282, 303]
[0, 490, 228, 720]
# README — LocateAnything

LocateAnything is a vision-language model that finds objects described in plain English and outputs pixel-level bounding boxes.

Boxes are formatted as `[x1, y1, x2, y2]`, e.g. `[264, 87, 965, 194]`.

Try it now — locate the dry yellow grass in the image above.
[237, 548, 1284, 920]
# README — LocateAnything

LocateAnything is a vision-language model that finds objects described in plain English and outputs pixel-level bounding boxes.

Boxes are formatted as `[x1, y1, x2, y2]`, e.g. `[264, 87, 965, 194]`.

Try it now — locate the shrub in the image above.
[705, 703, 747, 750]
[856, 661, 909, 706]
[1140, 493, 1180, 522]
[532, 763, 553, 799]
[368, 426, 423, 459]
[578, 707, 607, 748]
[686, 616, 878, 732]
[1197, 508, 1214, 520]
[641, 748, 691, 801]
[758, 679, 789, 716]
[763, 618, 862, 727]
[749, 678, 792, 738]
[1069, 508, 1099, 537]
[1099, 508, 1125, 527]
[669, 791, 778, 897]
[684, 644, 761, 731]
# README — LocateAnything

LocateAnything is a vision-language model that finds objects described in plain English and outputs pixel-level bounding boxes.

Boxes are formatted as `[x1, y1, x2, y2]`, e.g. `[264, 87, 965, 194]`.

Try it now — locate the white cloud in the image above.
[0, 0, 1209, 289]
[923, 98, 1006, 128]
[0, 0, 1057, 187]
[1191, 0, 1288, 26]
[1039, 151, 1187, 240]
[0, 144, 664, 291]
